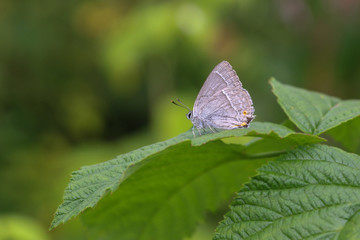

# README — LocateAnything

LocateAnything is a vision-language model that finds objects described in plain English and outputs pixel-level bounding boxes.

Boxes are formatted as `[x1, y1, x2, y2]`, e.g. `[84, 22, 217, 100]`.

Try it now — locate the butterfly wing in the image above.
[192, 61, 255, 129]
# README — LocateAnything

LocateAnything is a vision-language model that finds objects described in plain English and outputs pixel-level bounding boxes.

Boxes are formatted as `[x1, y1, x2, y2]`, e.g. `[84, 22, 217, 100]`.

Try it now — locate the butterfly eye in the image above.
[186, 112, 192, 119]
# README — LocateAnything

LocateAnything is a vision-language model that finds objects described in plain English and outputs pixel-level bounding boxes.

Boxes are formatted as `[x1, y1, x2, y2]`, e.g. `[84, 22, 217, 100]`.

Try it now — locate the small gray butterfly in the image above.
[173, 61, 255, 135]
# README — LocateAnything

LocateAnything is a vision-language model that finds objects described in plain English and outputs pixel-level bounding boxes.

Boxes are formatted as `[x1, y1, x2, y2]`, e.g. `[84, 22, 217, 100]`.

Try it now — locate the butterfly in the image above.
[173, 61, 255, 135]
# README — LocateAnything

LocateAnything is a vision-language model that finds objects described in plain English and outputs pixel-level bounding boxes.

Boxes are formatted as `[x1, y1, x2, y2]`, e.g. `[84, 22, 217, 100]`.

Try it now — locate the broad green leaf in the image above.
[49, 130, 193, 230]
[214, 144, 360, 240]
[270, 78, 360, 135]
[326, 117, 360, 153]
[50, 122, 323, 233]
[82, 141, 270, 240]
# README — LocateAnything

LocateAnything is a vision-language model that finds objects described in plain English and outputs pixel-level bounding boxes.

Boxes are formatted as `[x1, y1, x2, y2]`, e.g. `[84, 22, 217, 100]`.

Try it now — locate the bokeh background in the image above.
[1, 0, 360, 239]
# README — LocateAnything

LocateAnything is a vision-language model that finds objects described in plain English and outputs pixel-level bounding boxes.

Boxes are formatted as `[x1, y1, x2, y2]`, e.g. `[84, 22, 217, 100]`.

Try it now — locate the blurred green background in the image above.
[1, 0, 360, 239]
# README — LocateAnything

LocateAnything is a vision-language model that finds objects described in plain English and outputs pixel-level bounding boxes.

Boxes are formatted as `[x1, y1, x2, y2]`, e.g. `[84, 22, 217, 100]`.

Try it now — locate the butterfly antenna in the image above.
[171, 98, 191, 111]
[176, 98, 191, 111]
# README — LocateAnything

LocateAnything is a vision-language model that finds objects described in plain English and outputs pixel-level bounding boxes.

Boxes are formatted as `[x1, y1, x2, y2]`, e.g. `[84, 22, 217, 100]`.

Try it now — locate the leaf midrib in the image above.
[240, 183, 360, 193]
[276, 158, 360, 170]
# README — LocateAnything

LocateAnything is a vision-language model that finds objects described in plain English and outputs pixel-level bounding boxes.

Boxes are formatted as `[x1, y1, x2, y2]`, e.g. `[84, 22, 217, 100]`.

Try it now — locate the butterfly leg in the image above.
[206, 123, 216, 133]
[197, 128, 202, 136]
[192, 127, 196, 137]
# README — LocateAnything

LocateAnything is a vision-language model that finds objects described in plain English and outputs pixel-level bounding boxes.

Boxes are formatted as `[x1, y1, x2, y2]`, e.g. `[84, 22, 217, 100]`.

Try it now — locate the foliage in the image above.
[214, 144, 360, 240]
[3, 1, 360, 240]
[51, 79, 360, 239]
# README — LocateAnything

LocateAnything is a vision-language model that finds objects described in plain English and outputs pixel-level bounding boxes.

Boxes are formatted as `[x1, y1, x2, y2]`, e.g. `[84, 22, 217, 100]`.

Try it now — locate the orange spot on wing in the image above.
[232, 122, 248, 128]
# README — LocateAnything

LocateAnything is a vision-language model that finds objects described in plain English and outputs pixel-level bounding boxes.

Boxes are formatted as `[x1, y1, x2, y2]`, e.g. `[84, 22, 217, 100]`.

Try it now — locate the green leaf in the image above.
[326, 117, 360, 153]
[214, 144, 360, 240]
[82, 141, 269, 240]
[50, 122, 323, 233]
[49, 130, 193, 230]
[270, 78, 360, 135]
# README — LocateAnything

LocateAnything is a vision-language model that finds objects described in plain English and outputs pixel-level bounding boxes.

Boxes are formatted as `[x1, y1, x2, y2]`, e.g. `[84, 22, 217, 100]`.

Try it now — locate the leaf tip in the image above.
[268, 77, 278, 86]
[49, 219, 60, 231]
